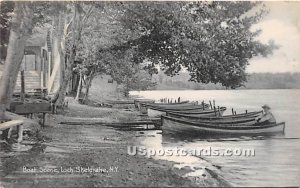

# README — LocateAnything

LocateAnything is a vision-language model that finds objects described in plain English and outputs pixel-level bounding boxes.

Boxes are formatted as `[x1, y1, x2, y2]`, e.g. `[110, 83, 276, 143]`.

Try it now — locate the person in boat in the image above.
[255, 105, 276, 125]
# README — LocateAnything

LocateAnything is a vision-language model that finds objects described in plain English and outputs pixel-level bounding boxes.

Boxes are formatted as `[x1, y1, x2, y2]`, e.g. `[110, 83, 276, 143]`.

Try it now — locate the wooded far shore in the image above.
[152, 72, 300, 90]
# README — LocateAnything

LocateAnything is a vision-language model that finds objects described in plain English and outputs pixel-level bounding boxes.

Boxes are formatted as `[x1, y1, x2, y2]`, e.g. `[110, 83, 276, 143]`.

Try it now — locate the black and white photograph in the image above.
[0, 1, 299, 187]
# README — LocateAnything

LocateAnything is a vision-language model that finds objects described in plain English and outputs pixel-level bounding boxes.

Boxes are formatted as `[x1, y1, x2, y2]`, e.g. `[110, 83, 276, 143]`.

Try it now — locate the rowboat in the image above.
[166, 111, 262, 126]
[161, 115, 285, 135]
[140, 100, 191, 114]
[166, 111, 262, 121]
[105, 99, 134, 105]
[142, 100, 191, 108]
[148, 105, 224, 118]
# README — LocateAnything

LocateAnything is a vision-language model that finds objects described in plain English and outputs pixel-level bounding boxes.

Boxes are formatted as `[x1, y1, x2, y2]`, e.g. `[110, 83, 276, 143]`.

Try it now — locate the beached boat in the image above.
[174, 116, 257, 126]
[140, 100, 192, 114]
[105, 99, 134, 105]
[142, 100, 191, 108]
[161, 115, 285, 135]
[166, 111, 262, 121]
[148, 106, 224, 118]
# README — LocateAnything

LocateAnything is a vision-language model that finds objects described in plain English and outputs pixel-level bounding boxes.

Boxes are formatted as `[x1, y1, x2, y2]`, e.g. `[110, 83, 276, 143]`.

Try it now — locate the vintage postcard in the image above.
[0, 1, 299, 187]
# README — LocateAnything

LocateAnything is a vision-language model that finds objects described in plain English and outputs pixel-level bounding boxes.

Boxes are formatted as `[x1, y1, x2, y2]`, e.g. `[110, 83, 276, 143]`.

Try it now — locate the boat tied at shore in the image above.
[161, 115, 285, 135]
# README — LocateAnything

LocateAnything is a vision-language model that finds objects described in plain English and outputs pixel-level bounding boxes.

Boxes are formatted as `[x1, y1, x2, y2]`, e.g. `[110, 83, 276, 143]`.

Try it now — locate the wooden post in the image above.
[218, 106, 220, 116]
[209, 101, 212, 109]
[214, 106, 216, 116]
[1, 129, 9, 140]
[42, 113, 46, 127]
[232, 108, 234, 115]
[213, 100, 215, 108]
[20, 70, 25, 103]
[235, 111, 237, 115]
[202, 101, 205, 110]
[17, 124, 23, 142]
[245, 110, 248, 114]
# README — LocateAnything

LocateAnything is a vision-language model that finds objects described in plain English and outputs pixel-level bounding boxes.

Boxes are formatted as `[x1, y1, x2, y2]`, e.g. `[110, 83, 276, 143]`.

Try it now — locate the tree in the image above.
[0, 1, 14, 62]
[0, 1, 67, 117]
[117, 2, 277, 89]
[98, 49, 156, 97]
[72, 2, 148, 101]
[52, 2, 98, 106]
[73, 38, 106, 102]
[0, 2, 34, 118]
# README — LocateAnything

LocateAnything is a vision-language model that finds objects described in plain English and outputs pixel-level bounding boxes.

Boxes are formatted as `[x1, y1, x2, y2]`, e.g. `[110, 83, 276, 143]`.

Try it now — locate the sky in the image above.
[246, 1, 300, 73]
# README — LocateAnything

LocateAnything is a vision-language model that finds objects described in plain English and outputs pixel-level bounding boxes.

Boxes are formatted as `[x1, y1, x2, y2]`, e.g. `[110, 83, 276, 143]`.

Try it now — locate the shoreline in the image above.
[0, 97, 229, 187]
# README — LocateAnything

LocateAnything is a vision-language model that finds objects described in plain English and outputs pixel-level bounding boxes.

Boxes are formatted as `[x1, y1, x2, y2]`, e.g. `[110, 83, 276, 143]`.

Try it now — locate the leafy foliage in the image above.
[0, 1, 14, 61]
[97, 49, 156, 96]
[1, 1, 278, 99]
[116, 2, 277, 89]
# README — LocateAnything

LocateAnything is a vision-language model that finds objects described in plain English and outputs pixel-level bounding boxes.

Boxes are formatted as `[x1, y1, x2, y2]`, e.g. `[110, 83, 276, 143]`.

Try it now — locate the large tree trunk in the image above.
[0, 2, 34, 119]
[75, 72, 83, 100]
[83, 72, 95, 104]
[55, 3, 94, 106]
[50, 12, 65, 91]
[56, 4, 82, 106]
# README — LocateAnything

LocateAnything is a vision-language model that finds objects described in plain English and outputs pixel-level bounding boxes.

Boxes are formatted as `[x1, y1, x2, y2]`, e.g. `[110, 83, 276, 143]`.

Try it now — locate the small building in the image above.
[0, 27, 61, 94]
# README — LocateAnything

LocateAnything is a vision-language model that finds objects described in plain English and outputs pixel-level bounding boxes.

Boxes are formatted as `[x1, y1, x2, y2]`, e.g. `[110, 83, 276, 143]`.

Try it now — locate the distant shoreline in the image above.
[132, 88, 300, 93]
[151, 88, 300, 91]
[151, 72, 300, 90]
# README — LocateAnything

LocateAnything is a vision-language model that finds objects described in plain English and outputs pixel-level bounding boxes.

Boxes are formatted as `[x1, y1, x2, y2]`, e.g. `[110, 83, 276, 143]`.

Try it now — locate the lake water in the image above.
[130, 89, 300, 186]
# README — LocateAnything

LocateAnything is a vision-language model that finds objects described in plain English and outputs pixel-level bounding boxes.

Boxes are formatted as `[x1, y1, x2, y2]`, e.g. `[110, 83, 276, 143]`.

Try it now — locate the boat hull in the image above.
[140, 101, 191, 114]
[144, 101, 190, 108]
[167, 111, 262, 119]
[148, 107, 225, 118]
[161, 115, 285, 135]
[167, 111, 261, 126]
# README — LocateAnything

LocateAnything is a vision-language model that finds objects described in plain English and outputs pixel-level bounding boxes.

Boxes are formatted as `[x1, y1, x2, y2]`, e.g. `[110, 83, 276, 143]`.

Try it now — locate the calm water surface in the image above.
[130, 89, 300, 186]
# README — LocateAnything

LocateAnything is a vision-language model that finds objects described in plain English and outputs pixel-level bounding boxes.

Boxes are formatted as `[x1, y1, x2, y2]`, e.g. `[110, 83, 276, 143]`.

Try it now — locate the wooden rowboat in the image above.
[142, 100, 191, 108]
[166, 111, 262, 126]
[105, 99, 134, 105]
[166, 111, 262, 121]
[148, 106, 225, 118]
[140, 100, 191, 114]
[148, 103, 210, 111]
[161, 115, 285, 135]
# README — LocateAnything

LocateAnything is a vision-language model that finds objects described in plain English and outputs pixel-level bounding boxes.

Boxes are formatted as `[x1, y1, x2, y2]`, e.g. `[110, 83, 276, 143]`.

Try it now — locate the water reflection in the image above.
[136, 130, 300, 186]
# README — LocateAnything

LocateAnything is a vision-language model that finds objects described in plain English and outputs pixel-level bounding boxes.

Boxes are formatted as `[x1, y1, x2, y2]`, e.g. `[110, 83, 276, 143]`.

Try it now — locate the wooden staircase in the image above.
[15, 71, 41, 92]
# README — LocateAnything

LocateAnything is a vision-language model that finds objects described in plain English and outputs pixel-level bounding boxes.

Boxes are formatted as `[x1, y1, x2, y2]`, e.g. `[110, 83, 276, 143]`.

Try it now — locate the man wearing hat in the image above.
[255, 104, 276, 125]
